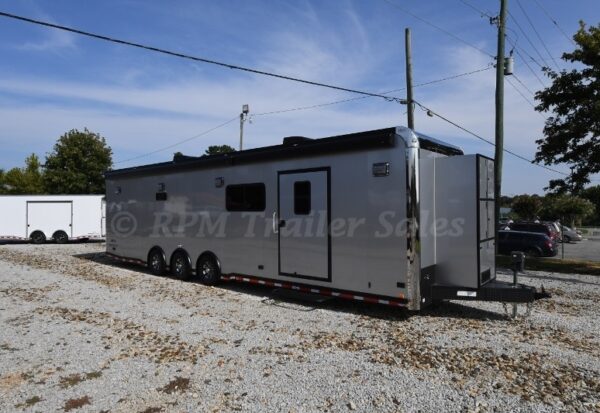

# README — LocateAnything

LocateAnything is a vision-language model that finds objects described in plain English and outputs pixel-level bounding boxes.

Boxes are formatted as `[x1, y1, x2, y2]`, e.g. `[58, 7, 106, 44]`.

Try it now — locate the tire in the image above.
[147, 248, 166, 276]
[30, 231, 46, 245]
[197, 254, 221, 286]
[170, 250, 192, 281]
[524, 248, 541, 258]
[563, 235, 571, 243]
[53, 231, 69, 244]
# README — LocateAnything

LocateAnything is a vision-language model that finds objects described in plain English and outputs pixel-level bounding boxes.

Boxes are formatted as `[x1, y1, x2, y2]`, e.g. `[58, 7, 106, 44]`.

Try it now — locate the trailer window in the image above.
[226, 183, 266, 211]
[294, 181, 311, 215]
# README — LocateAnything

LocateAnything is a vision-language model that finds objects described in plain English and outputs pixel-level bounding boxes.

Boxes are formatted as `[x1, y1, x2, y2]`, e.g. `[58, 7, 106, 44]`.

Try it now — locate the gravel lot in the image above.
[0, 243, 598, 413]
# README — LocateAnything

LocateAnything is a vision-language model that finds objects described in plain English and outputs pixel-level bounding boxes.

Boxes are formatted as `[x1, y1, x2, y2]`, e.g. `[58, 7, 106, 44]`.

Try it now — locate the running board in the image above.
[430, 280, 537, 303]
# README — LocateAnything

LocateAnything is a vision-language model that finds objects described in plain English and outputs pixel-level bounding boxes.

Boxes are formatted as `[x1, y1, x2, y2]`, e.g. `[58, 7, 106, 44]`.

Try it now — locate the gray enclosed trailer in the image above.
[104, 126, 536, 310]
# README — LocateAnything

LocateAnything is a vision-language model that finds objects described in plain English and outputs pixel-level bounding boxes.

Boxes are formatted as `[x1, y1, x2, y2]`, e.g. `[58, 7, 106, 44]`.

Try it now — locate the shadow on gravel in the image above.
[73, 252, 509, 322]
[519, 273, 600, 286]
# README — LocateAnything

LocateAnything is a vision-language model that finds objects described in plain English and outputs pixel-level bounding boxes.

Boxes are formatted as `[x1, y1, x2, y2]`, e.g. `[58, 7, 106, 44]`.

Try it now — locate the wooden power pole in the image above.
[405, 28, 414, 130]
[494, 0, 507, 249]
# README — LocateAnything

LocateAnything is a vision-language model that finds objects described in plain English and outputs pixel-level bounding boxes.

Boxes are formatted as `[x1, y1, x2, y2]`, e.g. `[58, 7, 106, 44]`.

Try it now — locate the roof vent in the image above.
[283, 136, 312, 146]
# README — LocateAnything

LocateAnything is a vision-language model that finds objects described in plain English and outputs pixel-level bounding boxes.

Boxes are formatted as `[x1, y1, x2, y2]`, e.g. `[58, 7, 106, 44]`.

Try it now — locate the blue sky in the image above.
[0, 0, 598, 194]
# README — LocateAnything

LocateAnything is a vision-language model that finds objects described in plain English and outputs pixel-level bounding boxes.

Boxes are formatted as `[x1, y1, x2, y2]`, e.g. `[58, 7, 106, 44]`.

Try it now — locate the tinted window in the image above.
[294, 181, 311, 215]
[226, 183, 266, 211]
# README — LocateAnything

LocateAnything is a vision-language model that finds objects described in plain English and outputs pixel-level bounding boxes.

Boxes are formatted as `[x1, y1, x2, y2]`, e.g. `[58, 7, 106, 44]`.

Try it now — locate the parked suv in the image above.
[498, 230, 558, 257]
[508, 222, 560, 241]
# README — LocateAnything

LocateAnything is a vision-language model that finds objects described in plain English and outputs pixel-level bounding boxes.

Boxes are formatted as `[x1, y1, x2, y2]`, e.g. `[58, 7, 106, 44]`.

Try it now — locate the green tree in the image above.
[543, 195, 595, 227]
[511, 195, 543, 220]
[204, 145, 235, 155]
[581, 185, 600, 225]
[44, 128, 112, 194]
[534, 22, 600, 194]
[0, 154, 45, 194]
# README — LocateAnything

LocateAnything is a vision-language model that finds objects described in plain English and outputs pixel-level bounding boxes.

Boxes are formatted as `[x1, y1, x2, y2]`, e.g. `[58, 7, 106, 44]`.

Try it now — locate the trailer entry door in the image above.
[26, 201, 73, 238]
[278, 168, 331, 281]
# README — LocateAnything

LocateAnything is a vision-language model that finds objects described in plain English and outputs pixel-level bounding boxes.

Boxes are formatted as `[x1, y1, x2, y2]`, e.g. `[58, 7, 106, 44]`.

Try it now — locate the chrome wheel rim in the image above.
[151, 254, 161, 270]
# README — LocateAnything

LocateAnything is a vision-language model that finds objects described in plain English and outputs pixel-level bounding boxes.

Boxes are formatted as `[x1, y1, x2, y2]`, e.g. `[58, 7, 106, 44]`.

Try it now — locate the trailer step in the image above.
[430, 280, 537, 303]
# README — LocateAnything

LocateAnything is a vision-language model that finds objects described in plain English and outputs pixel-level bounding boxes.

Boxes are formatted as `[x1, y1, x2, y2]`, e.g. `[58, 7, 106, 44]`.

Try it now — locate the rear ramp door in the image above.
[27, 201, 72, 238]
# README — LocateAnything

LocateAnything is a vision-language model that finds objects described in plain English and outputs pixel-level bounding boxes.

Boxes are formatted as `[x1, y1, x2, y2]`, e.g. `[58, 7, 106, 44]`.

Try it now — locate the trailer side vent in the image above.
[283, 136, 312, 146]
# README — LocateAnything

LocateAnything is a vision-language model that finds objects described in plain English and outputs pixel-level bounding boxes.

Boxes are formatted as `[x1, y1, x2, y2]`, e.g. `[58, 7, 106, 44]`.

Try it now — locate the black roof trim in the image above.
[106, 127, 463, 179]
[416, 132, 463, 156]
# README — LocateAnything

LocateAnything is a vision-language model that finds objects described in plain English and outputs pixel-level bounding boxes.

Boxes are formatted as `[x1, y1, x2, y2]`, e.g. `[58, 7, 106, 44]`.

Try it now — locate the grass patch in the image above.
[158, 377, 190, 394]
[15, 395, 42, 408]
[85, 371, 102, 380]
[497, 255, 600, 276]
[63, 396, 91, 411]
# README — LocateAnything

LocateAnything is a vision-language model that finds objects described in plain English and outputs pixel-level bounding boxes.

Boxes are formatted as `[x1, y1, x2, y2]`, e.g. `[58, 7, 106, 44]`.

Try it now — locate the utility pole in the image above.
[494, 0, 508, 251]
[239, 104, 249, 151]
[405, 28, 414, 130]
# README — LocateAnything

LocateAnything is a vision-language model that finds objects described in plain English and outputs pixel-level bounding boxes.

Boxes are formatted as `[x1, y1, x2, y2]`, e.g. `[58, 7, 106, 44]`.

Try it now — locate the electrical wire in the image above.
[254, 65, 493, 116]
[412, 100, 571, 177]
[507, 11, 550, 68]
[511, 73, 536, 96]
[0, 11, 406, 104]
[514, 0, 561, 71]
[381, 0, 494, 58]
[457, 0, 493, 19]
[114, 116, 238, 165]
[506, 77, 538, 112]
[512, 47, 546, 87]
[531, 0, 575, 46]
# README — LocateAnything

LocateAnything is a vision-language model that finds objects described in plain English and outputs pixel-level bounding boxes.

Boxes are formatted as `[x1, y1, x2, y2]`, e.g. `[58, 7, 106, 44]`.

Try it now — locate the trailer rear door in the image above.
[27, 201, 72, 238]
[278, 168, 331, 281]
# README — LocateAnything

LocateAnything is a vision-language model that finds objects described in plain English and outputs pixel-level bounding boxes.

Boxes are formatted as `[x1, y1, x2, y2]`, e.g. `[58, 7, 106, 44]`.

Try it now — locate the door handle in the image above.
[272, 211, 278, 234]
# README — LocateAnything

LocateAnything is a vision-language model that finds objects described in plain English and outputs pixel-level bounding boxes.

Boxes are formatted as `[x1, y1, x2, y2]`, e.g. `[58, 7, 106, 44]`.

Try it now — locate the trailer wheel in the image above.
[147, 248, 166, 276]
[30, 231, 46, 245]
[170, 250, 192, 281]
[53, 231, 69, 244]
[197, 254, 221, 286]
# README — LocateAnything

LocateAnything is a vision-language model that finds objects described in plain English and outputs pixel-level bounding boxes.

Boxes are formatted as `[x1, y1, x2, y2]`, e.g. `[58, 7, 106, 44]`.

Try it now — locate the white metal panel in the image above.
[27, 201, 72, 238]
[434, 155, 478, 288]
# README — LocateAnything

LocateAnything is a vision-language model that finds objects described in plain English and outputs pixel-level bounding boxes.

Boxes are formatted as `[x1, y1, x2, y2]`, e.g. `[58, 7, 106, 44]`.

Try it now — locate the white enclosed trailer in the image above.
[0, 195, 105, 243]
[105, 127, 537, 310]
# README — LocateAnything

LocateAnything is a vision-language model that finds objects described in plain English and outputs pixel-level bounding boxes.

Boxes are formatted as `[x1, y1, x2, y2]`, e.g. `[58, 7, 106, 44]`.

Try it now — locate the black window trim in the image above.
[294, 180, 311, 215]
[225, 182, 266, 212]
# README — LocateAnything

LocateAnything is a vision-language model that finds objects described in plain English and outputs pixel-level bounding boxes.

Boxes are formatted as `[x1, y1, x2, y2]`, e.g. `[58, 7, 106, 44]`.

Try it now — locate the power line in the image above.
[514, 0, 561, 71]
[114, 116, 238, 164]
[0, 11, 406, 104]
[118, 67, 494, 164]
[507, 11, 550, 68]
[381, 0, 494, 58]
[511, 73, 536, 96]
[531, 0, 575, 46]
[254, 65, 493, 116]
[412, 100, 571, 177]
[506, 77, 538, 112]
[512, 47, 546, 87]
[457, 0, 493, 19]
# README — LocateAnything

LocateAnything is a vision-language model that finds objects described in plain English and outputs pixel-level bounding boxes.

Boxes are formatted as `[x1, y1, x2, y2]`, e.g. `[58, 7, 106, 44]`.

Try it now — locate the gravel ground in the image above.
[0, 243, 598, 413]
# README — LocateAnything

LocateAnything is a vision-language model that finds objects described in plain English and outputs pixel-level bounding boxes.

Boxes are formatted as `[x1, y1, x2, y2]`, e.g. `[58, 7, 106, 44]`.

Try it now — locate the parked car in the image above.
[560, 225, 583, 243]
[498, 230, 558, 257]
[508, 222, 560, 241]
